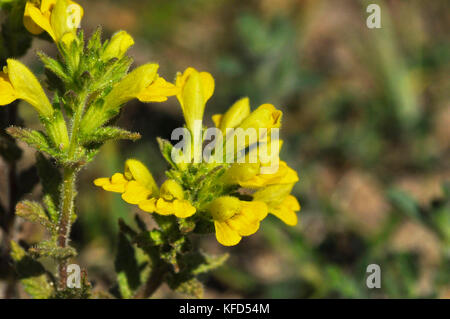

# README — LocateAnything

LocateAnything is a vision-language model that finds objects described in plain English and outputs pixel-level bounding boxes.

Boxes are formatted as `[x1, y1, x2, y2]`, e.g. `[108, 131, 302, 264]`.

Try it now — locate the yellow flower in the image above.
[208, 196, 268, 246]
[212, 97, 250, 133]
[81, 64, 178, 134]
[214, 101, 282, 163]
[176, 67, 214, 134]
[0, 59, 53, 117]
[105, 63, 178, 109]
[94, 159, 158, 205]
[139, 179, 196, 218]
[238, 161, 299, 189]
[214, 101, 282, 134]
[23, 0, 84, 44]
[253, 183, 300, 226]
[103, 31, 135, 61]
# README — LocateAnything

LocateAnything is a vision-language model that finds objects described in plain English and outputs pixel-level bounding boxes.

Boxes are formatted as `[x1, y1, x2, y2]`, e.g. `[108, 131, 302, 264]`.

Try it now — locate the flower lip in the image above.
[208, 196, 241, 222]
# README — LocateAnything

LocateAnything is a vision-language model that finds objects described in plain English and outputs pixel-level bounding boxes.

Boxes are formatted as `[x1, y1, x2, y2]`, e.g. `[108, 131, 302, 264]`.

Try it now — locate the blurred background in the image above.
[1, 0, 449, 298]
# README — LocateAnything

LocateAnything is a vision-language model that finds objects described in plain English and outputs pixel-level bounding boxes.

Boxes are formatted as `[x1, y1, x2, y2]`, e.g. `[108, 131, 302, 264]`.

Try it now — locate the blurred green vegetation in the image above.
[4, 0, 449, 298]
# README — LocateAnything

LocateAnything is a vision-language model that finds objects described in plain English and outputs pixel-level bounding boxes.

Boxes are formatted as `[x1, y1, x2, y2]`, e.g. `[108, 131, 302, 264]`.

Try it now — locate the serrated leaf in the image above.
[38, 51, 70, 82]
[28, 241, 77, 259]
[15, 200, 55, 234]
[191, 252, 229, 275]
[83, 126, 141, 144]
[6, 126, 60, 158]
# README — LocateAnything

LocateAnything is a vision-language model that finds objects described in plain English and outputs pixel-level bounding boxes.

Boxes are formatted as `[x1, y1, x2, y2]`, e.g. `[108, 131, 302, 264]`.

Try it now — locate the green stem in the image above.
[57, 166, 77, 289]
[57, 91, 87, 289]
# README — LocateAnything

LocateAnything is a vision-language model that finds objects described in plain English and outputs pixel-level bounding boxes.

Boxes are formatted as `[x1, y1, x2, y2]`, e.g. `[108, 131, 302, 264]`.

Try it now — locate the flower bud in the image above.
[103, 31, 134, 61]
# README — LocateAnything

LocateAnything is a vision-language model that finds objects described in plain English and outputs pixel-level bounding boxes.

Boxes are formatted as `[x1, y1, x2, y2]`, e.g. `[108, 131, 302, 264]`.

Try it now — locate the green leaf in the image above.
[6, 126, 60, 158]
[15, 200, 55, 234]
[10, 240, 53, 299]
[115, 232, 141, 298]
[38, 51, 70, 83]
[22, 275, 54, 299]
[82, 126, 141, 144]
[191, 252, 229, 276]
[28, 241, 77, 260]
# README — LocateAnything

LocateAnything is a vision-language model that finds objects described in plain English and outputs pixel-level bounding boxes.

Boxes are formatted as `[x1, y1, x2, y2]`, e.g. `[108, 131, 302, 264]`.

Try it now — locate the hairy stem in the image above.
[57, 166, 77, 289]
[56, 91, 87, 289]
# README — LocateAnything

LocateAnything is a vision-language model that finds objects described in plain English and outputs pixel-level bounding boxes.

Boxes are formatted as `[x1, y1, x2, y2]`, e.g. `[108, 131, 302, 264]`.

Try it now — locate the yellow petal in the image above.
[238, 103, 282, 132]
[104, 63, 159, 111]
[154, 198, 174, 216]
[6, 59, 53, 117]
[173, 200, 196, 218]
[103, 30, 135, 60]
[124, 159, 158, 194]
[94, 173, 127, 193]
[241, 200, 268, 221]
[23, 2, 45, 35]
[176, 67, 215, 132]
[227, 210, 260, 237]
[93, 177, 109, 187]
[41, 0, 58, 12]
[211, 114, 222, 128]
[138, 198, 157, 213]
[208, 196, 241, 222]
[26, 2, 55, 40]
[239, 161, 299, 188]
[214, 221, 241, 246]
[271, 203, 298, 226]
[222, 163, 260, 185]
[121, 180, 152, 204]
[51, 0, 83, 42]
[136, 76, 178, 103]
[160, 179, 184, 201]
[218, 97, 251, 132]
[0, 73, 17, 105]
[199, 71, 214, 104]
[284, 195, 300, 211]
[253, 183, 295, 208]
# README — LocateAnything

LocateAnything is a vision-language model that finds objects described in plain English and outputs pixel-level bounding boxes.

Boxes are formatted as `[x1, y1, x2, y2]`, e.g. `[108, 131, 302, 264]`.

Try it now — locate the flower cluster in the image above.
[95, 68, 301, 246]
